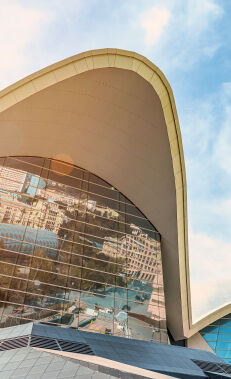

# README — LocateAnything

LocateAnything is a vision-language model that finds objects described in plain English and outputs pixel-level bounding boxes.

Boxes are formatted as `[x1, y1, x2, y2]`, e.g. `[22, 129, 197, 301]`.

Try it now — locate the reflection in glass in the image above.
[0, 156, 167, 343]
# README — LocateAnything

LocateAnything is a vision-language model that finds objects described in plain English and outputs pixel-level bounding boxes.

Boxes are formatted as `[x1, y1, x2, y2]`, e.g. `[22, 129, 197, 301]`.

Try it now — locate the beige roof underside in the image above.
[0, 48, 221, 339]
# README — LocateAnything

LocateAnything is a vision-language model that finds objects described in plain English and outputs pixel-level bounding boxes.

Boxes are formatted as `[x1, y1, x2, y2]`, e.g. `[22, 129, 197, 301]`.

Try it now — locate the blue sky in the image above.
[0, 0, 231, 320]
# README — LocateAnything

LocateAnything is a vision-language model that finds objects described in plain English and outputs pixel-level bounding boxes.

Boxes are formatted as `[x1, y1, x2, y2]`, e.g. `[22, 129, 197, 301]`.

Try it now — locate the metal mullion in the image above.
[55, 158, 76, 316]
[65, 208, 156, 235]
[0, 215, 159, 250]
[24, 157, 47, 309]
[0, 234, 125, 270]
[13, 181, 150, 222]
[1, 157, 160, 234]
[7, 156, 123, 196]
[8, 156, 137, 207]
[0, 260, 154, 296]
[0, 167, 31, 191]
[3, 156, 40, 307]
[0, 299, 64, 316]
[5, 315, 62, 328]
[79, 170, 88, 324]
[0, 201, 159, 241]
[0, 246, 159, 286]
[0, 168, 159, 232]
[0, 285, 75, 306]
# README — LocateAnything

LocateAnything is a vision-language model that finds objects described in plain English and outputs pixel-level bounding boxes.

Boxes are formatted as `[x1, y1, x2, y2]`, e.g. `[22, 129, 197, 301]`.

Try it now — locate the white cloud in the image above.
[182, 0, 222, 35]
[181, 81, 231, 226]
[191, 280, 231, 321]
[189, 228, 231, 320]
[0, 1, 53, 89]
[182, 81, 231, 320]
[139, 0, 223, 72]
[141, 6, 170, 46]
[213, 82, 231, 176]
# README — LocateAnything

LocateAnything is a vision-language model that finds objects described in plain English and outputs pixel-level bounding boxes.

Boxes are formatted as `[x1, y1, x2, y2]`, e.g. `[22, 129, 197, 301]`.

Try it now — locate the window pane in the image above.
[0, 156, 166, 340]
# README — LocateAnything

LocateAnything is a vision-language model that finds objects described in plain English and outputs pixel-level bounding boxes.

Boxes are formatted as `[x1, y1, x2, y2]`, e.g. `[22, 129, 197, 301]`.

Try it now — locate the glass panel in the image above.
[194, 296, 231, 359]
[216, 341, 231, 349]
[203, 333, 218, 342]
[88, 173, 112, 189]
[218, 326, 231, 334]
[88, 182, 119, 201]
[201, 326, 219, 334]
[215, 349, 231, 358]
[0, 156, 166, 342]
[220, 318, 231, 326]
[217, 333, 231, 342]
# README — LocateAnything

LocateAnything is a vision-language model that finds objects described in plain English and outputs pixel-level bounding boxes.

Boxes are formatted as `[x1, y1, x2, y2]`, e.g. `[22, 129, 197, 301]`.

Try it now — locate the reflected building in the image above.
[0, 167, 27, 193]
[0, 156, 167, 343]
[121, 224, 160, 282]
[0, 194, 65, 233]
[102, 236, 121, 258]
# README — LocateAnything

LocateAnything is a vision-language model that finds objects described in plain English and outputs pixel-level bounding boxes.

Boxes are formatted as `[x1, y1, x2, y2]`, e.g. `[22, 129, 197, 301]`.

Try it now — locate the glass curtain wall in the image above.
[200, 314, 231, 364]
[0, 156, 167, 343]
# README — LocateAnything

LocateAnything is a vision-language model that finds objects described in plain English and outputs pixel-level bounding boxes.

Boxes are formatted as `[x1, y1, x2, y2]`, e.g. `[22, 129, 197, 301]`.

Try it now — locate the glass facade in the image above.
[0, 156, 167, 343]
[200, 314, 231, 364]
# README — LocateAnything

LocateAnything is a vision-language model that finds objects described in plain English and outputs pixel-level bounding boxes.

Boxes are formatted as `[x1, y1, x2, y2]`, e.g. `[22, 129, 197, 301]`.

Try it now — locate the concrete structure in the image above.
[0, 49, 230, 376]
[0, 48, 189, 340]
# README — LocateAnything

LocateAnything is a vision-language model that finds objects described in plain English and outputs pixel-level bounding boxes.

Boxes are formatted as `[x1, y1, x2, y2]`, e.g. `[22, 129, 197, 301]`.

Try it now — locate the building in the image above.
[0, 195, 65, 233]
[121, 224, 160, 283]
[0, 166, 27, 193]
[0, 49, 230, 378]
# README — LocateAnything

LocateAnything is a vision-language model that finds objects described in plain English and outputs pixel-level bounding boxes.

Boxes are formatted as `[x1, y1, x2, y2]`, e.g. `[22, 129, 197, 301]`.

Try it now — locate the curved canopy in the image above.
[0, 48, 190, 339]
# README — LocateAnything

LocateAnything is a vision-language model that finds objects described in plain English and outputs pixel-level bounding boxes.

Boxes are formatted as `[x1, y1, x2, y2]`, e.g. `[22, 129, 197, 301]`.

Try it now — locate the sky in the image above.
[0, 0, 231, 321]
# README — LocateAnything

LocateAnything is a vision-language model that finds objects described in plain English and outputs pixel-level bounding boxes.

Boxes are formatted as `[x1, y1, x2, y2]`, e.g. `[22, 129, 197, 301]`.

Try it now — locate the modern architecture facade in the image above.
[0, 156, 167, 343]
[0, 49, 230, 378]
[200, 313, 231, 364]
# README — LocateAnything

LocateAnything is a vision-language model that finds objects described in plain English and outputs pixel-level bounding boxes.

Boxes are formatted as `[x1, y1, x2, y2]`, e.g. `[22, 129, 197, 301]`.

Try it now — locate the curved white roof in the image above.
[0, 48, 225, 339]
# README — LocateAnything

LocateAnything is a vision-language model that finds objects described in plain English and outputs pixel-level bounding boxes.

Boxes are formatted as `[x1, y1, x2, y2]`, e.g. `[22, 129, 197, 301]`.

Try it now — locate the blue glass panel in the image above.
[201, 325, 219, 334]
[216, 341, 231, 350]
[206, 319, 220, 326]
[219, 318, 231, 326]
[203, 333, 218, 342]
[225, 358, 231, 364]
[215, 349, 231, 358]
[217, 333, 231, 341]
[218, 326, 231, 334]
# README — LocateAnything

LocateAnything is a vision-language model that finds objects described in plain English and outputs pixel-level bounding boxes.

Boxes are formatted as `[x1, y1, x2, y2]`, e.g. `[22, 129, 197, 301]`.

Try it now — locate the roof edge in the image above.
[189, 302, 231, 337]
